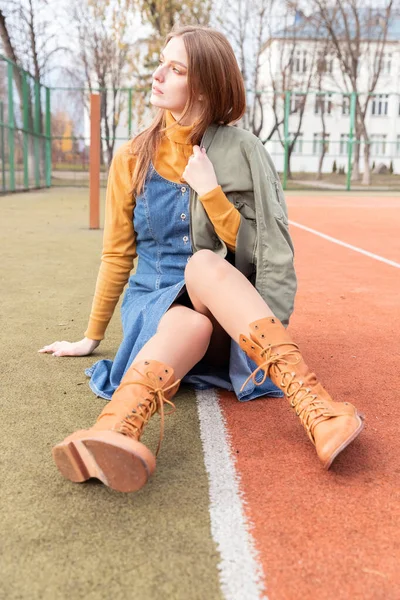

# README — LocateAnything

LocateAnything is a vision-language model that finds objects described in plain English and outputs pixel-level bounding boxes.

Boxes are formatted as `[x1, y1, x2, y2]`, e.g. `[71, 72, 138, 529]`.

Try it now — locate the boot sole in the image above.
[52, 430, 156, 492]
[323, 413, 365, 470]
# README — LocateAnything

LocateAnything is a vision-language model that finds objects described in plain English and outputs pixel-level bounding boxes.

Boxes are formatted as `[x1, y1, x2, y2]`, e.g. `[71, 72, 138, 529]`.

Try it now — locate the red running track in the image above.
[219, 194, 400, 600]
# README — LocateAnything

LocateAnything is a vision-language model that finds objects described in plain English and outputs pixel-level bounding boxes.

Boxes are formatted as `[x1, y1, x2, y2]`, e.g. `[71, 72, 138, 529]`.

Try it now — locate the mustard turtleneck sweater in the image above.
[84, 110, 241, 341]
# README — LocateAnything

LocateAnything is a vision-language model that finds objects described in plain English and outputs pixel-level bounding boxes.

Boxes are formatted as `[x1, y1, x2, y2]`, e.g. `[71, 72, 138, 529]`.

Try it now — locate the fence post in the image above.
[7, 62, 15, 191]
[346, 92, 356, 191]
[90, 93, 101, 229]
[283, 90, 290, 191]
[34, 80, 41, 187]
[0, 101, 5, 192]
[45, 87, 51, 187]
[22, 73, 29, 189]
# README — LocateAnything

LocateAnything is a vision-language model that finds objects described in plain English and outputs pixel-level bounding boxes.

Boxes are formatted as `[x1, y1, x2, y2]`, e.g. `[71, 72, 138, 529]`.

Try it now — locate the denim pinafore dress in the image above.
[85, 163, 283, 402]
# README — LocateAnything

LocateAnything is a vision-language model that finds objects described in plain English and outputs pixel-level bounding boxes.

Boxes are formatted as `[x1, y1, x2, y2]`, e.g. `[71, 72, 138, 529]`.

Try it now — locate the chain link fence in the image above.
[1, 54, 399, 194]
[0, 55, 51, 193]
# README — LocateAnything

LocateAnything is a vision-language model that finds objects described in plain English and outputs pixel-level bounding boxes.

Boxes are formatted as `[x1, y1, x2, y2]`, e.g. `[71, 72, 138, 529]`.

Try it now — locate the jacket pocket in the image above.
[273, 181, 289, 225]
[232, 194, 256, 222]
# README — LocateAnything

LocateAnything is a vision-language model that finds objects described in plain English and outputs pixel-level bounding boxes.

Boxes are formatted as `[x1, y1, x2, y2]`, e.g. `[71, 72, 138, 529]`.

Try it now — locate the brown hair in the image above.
[129, 24, 246, 197]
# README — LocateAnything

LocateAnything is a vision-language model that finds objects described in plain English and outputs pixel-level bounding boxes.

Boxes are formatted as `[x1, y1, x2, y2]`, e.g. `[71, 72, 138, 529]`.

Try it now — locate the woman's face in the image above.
[151, 36, 201, 124]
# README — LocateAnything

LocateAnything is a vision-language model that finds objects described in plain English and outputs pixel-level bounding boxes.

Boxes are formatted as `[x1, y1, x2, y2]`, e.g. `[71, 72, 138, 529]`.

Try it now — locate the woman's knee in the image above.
[158, 304, 213, 342]
[185, 249, 228, 287]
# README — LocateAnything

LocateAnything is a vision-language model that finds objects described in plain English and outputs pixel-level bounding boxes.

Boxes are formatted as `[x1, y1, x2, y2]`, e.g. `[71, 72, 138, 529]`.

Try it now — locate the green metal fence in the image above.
[0, 55, 51, 193]
[1, 53, 399, 194]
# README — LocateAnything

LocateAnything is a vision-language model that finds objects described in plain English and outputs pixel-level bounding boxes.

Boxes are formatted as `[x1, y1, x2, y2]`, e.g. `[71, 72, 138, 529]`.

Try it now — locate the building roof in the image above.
[272, 9, 400, 42]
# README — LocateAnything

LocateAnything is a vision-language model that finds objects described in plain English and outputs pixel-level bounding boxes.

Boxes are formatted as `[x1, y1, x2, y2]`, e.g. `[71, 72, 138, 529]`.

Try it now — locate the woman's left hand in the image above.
[181, 145, 219, 197]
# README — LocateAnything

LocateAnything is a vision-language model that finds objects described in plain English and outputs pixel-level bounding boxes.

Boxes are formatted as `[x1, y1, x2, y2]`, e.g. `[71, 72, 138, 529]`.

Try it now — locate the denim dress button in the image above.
[183, 235, 188, 243]
[181, 187, 186, 193]
[181, 213, 186, 220]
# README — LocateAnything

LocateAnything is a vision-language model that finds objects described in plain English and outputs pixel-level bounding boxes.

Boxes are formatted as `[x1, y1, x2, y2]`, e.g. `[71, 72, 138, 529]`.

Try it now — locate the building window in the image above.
[370, 134, 387, 155]
[291, 133, 303, 154]
[376, 53, 392, 74]
[384, 53, 392, 74]
[315, 93, 333, 115]
[291, 93, 306, 113]
[294, 50, 307, 73]
[316, 52, 333, 74]
[371, 94, 389, 116]
[340, 134, 349, 155]
[342, 95, 350, 115]
[313, 133, 330, 154]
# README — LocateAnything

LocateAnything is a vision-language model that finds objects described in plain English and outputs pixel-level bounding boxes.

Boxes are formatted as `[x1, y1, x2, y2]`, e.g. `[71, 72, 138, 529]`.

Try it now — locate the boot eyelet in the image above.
[271, 318, 275, 323]
[242, 337, 246, 342]
[165, 369, 169, 373]
[261, 334, 265, 338]
[251, 346, 255, 350]
[144, 361, 149, 365]
[159, 376, 163, 380]
[254, 325, 259, 329]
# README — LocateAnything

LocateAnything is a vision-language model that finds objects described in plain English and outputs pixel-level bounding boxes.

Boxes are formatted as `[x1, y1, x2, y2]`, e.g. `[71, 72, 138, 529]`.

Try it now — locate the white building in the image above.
[258, 11, 400, 174]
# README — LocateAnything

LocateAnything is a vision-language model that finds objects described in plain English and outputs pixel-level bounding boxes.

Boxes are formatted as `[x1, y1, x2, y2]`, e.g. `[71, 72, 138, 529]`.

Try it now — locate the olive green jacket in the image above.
[191, 123, 297, 326]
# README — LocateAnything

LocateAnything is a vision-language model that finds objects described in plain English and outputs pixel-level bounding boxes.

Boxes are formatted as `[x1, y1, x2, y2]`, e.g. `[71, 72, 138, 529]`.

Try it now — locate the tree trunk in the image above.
[317, 149, 326, 180]
[287, 145, 293, 179]
[351, 134, 361, 181]
[362, 135, 371, 185]
[317, 108, 327, 180]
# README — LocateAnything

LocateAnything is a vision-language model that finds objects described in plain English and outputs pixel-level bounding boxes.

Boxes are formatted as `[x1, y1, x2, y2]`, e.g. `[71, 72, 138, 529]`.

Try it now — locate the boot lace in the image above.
[113, 368, 180, 456]
[240, 344, 332, 442]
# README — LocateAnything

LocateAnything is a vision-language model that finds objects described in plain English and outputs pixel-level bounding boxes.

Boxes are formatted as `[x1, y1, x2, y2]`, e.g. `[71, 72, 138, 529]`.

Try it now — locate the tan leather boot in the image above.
[239, 317, 364, 469]
[52, 359, 181, 492]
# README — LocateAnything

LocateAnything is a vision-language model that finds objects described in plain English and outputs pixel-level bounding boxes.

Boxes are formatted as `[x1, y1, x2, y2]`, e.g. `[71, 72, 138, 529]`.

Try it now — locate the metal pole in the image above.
[22, 73, 29, 189]
[34, 80, 41, 187]
[346, 92, 356, 191]
[7, 62, 15, 191]
[0, 101, 5, 192]
[283, 91, 291, 191]
[90, 94, 101, 229]
[45, 87, 51, 187]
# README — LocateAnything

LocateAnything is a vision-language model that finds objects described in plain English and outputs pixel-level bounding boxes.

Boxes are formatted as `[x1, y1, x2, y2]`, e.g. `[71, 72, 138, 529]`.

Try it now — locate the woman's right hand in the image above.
[38, 337, 100, 357]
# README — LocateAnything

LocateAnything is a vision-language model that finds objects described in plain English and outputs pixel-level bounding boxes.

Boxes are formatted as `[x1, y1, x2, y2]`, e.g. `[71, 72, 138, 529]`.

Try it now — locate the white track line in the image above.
[289, 220, 400, 269]
[196, 389, 267, 600]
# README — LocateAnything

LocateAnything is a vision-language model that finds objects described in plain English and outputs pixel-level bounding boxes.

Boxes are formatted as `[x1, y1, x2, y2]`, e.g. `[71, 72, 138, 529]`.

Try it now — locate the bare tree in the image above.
[314, 39, 334, 179]
[262, 4, 318, 178]
[66, 0, 138, 167]
[213, 0, 277, 136]
[1, 0, 74, 180]
[311, 0, 395, 184]
[0, 1, 72, 98]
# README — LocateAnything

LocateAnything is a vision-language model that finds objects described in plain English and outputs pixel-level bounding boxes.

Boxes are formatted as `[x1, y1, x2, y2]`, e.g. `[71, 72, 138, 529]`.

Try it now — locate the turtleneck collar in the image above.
[164, 110, 197, 145]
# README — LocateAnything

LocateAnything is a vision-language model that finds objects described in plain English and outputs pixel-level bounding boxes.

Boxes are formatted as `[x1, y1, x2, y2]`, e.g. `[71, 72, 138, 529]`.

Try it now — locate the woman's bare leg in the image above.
[184, 250, 274, 342]
[133, 303, 214, 379]
[184, 250, 364, 470]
